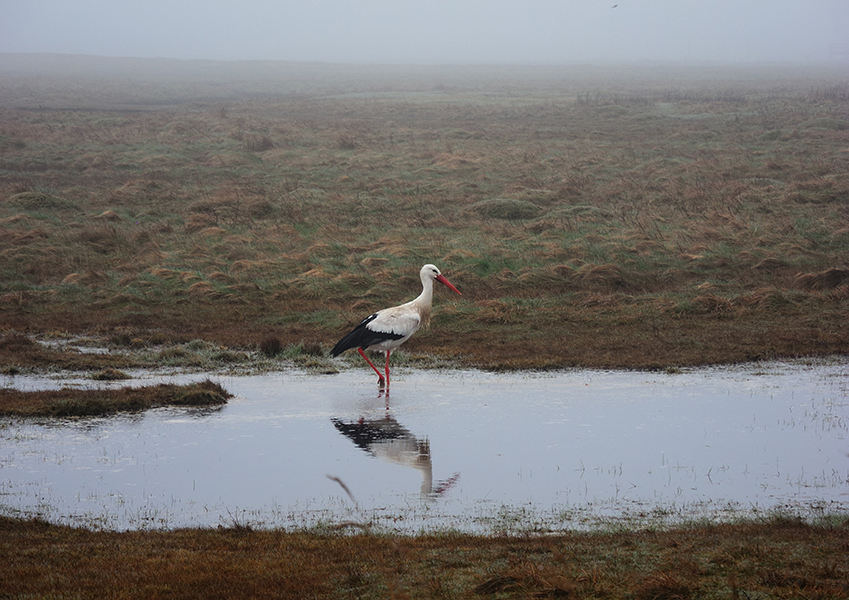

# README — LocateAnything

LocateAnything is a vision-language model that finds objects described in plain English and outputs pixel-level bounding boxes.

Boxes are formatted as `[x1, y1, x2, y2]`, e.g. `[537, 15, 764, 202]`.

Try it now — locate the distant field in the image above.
[1, 55, 847, 369]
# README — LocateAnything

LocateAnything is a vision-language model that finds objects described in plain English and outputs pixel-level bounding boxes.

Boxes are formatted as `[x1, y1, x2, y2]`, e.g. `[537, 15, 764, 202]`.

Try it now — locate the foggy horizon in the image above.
[3, 1, 848, 67]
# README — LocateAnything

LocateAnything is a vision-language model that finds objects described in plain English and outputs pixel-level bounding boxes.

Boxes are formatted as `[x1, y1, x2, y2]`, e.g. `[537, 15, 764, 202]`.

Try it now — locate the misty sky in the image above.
[2, 0, 848, 64]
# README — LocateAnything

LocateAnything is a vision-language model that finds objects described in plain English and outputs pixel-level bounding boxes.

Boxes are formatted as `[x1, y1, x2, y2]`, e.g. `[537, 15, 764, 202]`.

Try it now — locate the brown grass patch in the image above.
[634, 572, 692, 600]
[752, 256, 784, 270]
[576, 263, 626, 288]
[230, 260, 257, 273]
[795, 267, 849, 290]
[8, 228, 49, 244]
[179, 271, 202, 283]
[433, 151, 479, 168]
[1, 518, 846, 599]
[738, 287, 789, 308]
[185, 213, 218, 231]
[62, 270, 109, 287]
[693, 294, 734, 313]
[93, 209, 122, 221]
[207, 270, 230, 282]
[149, 267, 180, 280]
[0, 213, 29, 224]
[198, 226, 228, 237]
[0, 379, 231, 417]
[187, 281, 217, 297]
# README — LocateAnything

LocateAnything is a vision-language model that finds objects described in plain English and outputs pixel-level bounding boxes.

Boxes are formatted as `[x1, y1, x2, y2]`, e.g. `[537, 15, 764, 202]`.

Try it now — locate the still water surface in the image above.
[1, 359, 846, 533]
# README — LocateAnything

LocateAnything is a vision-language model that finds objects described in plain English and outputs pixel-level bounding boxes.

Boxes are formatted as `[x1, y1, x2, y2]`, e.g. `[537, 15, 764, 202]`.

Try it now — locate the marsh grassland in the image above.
[1, 55, 848, 598]
[1, 55, 848, 371]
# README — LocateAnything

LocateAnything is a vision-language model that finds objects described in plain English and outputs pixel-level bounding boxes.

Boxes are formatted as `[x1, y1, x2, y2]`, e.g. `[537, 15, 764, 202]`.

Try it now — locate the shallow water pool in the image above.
[1, 359, 846, 533]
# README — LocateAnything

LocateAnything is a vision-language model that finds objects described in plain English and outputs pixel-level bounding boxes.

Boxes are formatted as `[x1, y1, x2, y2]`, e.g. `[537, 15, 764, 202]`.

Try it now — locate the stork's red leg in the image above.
[357, 348, 385, 383]
[384, 351, 391, 387]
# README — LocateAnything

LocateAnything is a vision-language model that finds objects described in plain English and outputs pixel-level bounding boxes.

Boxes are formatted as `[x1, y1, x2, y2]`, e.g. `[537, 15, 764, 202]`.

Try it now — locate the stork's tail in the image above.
[330, 331, 360, 357]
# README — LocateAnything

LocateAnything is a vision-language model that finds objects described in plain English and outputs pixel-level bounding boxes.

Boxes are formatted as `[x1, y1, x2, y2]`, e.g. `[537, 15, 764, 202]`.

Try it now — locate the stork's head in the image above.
[421, 264, 461, 295]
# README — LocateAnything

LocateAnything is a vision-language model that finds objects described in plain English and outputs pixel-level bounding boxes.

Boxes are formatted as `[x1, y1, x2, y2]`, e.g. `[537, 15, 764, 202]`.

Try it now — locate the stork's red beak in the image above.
[436, 274, 461, 295]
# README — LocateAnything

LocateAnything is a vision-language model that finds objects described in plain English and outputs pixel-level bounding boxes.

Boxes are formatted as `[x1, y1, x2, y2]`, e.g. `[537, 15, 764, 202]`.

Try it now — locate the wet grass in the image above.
[1, 57, 848, 371]
[1, 514, 847, 599]
[0, 379, 231, 417]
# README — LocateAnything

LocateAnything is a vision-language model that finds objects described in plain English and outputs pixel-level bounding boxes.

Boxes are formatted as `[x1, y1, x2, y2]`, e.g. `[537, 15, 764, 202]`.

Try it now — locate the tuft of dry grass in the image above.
[795, 267, 849, 291]
[0, 379, 231, 417]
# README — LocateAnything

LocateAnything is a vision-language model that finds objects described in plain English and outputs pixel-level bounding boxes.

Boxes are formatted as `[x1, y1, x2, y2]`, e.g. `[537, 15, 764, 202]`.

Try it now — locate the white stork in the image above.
[330, 264, 461, 386]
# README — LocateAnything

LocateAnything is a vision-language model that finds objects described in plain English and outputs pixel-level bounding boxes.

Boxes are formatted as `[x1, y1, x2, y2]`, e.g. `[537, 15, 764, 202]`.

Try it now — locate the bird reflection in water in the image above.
[332, 415, 459, 497]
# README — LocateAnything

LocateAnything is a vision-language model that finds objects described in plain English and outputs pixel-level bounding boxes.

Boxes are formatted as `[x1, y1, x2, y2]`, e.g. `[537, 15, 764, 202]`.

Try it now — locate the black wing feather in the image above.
[330, 313, 405, 356]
